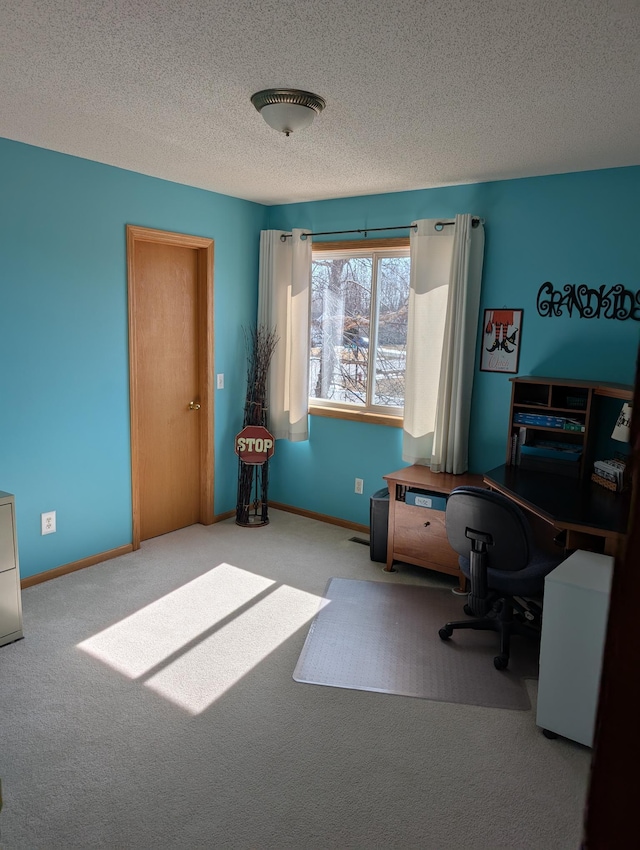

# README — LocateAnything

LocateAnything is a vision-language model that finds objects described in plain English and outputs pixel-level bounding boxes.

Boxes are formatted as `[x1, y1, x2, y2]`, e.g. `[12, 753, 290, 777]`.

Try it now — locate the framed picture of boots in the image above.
[480, 308, 523, 373]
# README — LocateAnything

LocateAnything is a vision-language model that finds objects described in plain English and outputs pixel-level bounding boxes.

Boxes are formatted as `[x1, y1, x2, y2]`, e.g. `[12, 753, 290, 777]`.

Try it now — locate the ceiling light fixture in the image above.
[251, 88, 326, 137]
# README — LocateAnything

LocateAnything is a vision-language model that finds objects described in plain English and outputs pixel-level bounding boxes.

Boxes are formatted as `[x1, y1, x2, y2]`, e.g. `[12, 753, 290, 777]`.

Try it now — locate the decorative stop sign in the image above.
[235, 425, 275, 465]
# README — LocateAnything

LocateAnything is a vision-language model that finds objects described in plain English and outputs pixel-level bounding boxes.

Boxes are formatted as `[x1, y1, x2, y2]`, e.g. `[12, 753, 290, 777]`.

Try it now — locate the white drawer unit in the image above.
[0, 491, 24, 647]
[536, 549, 613, 747]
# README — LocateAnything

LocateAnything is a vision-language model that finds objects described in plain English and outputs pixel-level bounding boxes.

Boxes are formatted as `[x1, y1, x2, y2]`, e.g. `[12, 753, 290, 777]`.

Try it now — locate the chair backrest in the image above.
[445, 486, 532, 572]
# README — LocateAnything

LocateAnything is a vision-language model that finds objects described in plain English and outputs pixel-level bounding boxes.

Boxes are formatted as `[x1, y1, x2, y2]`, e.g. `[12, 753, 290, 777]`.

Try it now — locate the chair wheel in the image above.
[439, 627, 452, 641]
[493, 655, 508, 670]
[542, 729, 559, 740]
[463, 603, 474, 616]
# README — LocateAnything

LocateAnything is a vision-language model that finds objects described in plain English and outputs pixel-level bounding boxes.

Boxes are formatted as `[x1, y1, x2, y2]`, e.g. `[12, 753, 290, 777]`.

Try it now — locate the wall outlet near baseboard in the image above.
[41, 511, 56, 535]
[354, 478, 364, 494]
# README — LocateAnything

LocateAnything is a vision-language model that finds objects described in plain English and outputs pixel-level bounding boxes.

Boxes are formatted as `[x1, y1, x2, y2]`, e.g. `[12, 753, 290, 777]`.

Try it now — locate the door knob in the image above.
[189, 401, 201, 410]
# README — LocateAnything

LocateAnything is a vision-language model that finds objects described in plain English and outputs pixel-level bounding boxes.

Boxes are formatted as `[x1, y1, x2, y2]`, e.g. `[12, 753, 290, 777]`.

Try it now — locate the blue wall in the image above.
[0, 138, 266, 578]
[2, 135, 638, 575]
[267, 167, 640, 525]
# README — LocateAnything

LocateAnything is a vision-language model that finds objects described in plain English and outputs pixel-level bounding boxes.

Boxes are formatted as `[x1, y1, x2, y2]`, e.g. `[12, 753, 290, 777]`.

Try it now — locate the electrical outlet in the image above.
[354, 478, 364, 495]
[216, 373, 224, 389]
[41, 511, 56, 535]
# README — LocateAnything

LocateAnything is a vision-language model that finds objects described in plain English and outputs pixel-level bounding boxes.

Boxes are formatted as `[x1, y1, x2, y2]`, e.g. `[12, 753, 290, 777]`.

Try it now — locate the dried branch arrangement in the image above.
[242, 325, 279, 427]
[236, 324, 279, 527]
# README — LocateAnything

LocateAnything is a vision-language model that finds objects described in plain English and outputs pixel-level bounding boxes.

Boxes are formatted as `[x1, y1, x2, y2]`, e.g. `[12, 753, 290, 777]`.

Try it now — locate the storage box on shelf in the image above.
[506, 376, 633, 480]
[520, 440, 583, 478]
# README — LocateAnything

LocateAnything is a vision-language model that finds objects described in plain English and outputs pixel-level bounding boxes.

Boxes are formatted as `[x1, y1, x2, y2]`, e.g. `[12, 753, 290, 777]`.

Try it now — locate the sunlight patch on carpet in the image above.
[145, 584, 326, 714]
[77, 563, 274, 678]
[77, 562, 326, 714]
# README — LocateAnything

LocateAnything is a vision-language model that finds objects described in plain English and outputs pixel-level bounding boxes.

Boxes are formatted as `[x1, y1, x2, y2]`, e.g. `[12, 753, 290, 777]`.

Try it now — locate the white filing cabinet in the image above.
[536, 549, 613, 747]
[0, 491, 24, 647]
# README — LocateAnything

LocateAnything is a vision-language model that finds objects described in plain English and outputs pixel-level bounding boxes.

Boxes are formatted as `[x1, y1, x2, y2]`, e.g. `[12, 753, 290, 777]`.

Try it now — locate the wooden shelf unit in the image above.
[507, 376, 633, 480]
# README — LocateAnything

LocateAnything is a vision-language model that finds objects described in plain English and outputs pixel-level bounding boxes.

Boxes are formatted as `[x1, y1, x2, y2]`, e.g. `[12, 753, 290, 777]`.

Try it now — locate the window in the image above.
[309, 239, 410, 423]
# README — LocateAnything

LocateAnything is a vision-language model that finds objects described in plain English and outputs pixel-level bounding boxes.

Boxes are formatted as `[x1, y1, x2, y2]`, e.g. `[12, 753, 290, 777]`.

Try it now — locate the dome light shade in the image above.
[251, 89, 326, 136]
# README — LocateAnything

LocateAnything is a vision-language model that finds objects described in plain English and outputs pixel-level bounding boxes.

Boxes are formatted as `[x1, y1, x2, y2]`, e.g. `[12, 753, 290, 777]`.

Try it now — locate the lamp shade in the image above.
[611, 402, 632, 443]
[251, 89, 326, 136]
[259, 102, 317, 135]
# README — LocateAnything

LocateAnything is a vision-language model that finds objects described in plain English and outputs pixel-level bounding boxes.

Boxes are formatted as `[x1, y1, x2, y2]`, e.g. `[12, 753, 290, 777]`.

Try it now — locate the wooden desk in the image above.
[483, 464, 629, 557]
[383, 465, 485, 587]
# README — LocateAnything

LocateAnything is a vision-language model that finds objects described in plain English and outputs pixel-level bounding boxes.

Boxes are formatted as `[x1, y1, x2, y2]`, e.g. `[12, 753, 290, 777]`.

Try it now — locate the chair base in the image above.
[439, 597, 540, 670]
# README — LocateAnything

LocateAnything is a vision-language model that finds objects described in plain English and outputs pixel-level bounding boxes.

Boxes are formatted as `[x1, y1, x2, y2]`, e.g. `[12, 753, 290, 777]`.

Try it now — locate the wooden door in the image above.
[127, 226, 214, 547]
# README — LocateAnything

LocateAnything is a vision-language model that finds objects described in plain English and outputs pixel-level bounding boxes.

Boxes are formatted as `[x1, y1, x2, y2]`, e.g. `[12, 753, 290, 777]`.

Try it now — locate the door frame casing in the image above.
[126, 225, 214, 549]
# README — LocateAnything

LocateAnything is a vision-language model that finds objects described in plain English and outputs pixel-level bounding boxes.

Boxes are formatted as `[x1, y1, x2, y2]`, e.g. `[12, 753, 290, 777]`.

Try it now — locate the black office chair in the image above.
[439, 486, 564, 670]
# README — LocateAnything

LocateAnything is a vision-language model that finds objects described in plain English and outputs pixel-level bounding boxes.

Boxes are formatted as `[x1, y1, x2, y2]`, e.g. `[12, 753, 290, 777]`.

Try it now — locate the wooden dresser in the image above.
[382, 465, 485, 589]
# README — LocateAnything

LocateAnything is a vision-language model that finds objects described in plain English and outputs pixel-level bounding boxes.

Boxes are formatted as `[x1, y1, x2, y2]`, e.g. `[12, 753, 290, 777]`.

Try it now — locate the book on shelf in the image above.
[513, 412, 585, 431]
[510, 433, 519, 465]
[511, 426, 528, 465]
[514, 412, 565, 427]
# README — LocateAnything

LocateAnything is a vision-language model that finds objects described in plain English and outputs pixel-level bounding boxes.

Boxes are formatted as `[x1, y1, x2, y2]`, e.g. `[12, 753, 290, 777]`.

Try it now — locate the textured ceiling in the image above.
[0, 1, 639, 205]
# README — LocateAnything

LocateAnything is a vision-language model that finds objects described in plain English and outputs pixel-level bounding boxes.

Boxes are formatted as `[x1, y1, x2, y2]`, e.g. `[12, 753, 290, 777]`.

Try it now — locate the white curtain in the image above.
[257, 229, 312, 442]
[402, 215, 485, 472]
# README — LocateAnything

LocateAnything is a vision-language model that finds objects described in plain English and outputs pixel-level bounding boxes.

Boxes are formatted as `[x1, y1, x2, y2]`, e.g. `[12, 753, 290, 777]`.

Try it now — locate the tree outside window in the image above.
[309, 240, 410, 419]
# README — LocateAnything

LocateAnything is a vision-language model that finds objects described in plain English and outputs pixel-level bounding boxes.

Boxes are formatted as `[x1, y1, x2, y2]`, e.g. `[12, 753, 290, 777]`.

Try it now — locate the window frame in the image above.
[309, 237, 410, 427]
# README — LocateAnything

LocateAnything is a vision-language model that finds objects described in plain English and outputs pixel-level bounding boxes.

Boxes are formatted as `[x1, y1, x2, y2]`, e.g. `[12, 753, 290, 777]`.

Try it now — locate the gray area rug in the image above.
[293, 578, 539, 710]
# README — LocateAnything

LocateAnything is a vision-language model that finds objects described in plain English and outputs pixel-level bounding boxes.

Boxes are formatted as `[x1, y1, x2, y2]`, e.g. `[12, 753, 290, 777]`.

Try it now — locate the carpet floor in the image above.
[0, 510, 591, 849]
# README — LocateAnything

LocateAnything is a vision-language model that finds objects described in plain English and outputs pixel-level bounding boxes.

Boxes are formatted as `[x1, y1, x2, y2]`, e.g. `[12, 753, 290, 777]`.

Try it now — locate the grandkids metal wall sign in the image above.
[536, 282, 640, 320]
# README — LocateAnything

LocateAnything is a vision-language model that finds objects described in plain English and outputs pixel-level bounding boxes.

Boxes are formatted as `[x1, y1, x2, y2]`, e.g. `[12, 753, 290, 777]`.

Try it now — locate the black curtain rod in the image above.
[279, 218, 480, 241]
